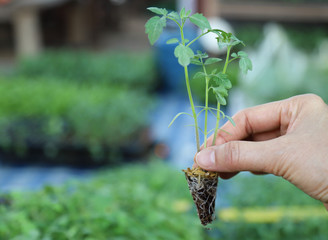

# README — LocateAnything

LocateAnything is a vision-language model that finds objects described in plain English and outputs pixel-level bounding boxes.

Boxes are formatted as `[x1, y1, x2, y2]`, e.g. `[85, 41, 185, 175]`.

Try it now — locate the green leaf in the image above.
[168, 112, 192, 128]
[238, 51, 248, 57]
[216, 93, 227, 105]
[213, 86, 228, 97]
[239, 57, 253, 74]
[219, 128, 232, 135]
[193, 72, 206, 81]
[212, 86, 228, 105]
[145, 16, 166, 45]
[183, 39, 190, 45]
[166, 38, 179, 44]
[147, 7, 168, 16]
[195, 51, 208, 59]
[212, 72, 231, 89]
[204, 58, 222, 65]
[226, 116, 236, 126]
[189, 13, 211, 31]
[180, 8, 186, 19]
[174, 44, 194, 67]
[190, 58, 202, 65]
[231, 52, 238, 58]
[168, 11, 180, 22]
[217, 40, 229, 49]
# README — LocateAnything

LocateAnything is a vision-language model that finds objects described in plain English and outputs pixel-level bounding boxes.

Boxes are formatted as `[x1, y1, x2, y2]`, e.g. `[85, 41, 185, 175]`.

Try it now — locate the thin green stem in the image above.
[180, 23, 200, 152]
[228, 57, 239, 64]
[167, 16, 181, 28]
[212, 45, 232, 146]
[184, 66, 200, 152]
[202, 63, 210, 149]
[186, 31, 209, 47]
[223, 46, 232, 74]
[212, 102, 220, 146]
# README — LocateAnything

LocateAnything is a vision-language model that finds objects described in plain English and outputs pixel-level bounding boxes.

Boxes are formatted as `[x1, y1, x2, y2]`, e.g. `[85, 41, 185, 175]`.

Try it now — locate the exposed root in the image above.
[183, 167, 219, 226]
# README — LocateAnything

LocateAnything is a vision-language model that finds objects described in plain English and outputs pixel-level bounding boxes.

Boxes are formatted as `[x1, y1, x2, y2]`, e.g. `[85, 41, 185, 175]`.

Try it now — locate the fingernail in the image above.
[196, 148, 215, 168]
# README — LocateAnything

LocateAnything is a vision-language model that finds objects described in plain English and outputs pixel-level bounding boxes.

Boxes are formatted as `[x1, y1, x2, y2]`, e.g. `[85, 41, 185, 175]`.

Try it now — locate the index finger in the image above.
[206, 99, 289, 147]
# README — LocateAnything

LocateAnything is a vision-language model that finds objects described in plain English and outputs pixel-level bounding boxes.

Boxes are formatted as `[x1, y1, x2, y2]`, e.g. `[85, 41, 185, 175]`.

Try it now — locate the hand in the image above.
[195, 94, 328, 210]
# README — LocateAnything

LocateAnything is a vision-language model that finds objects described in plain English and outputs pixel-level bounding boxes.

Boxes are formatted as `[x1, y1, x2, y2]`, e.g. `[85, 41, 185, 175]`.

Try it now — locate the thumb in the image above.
[196, 140, 282, 174]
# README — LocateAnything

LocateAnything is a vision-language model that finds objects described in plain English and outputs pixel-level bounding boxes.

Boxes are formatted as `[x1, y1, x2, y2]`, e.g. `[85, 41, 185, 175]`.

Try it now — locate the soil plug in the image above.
[183, 167, 218, 226]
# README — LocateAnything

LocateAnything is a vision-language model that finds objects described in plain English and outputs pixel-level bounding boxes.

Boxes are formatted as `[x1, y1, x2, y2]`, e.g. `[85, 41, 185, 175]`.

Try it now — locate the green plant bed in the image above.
[0, 78, 154, 164]
[212, 174, 328, 239]
[0, 162, 204, 240]
[13, 50, 157, 91]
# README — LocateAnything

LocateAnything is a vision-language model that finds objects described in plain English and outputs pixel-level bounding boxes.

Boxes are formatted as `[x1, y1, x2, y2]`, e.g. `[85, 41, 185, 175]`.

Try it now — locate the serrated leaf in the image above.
[231, 52, 238, 58]
[226, 116, 236, 126]
[216, 93, 227, 105]
[166, 38, 179, 44]
[231, 35, 245, 46]
[211, 86, 228, 105]
[147, 7, 168, 16]
[193, 71, 206, 81]
[189, 13, 211, 31]
[212, 86, 228, 97]
[238, 51, 248, 57]
[204, 58, 222, 65]
[212, 72, 228, 85]
[174, 44, 194, 67]
[168, 11, 180, 22]
[217, 40, 229, 49]
[190, 58, 202, 65]
[195, 51, 208, 59]
[211, 69, 218, 75]
[168, 112, 192, 128]
[180, 8, 186, 18]
[145, 16, 166, 45]
[239, 57, 253, 74]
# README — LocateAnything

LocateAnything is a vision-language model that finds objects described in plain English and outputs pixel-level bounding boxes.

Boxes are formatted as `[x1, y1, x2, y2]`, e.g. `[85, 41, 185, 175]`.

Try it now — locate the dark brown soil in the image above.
[183, 167, 219, 226]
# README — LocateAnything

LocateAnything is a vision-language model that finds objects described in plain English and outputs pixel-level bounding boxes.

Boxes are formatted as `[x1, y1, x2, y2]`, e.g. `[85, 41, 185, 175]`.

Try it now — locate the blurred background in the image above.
[0, 0, 328, 239]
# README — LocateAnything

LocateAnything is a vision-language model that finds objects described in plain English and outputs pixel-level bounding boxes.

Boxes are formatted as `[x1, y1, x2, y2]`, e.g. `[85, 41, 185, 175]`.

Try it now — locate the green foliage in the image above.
[0, 78, 152, 160]
[212, 174, 328, 239]
[145, 16, 167, 45]
[174, 44, 194, 67]
[231, 51, 253, 74]
[0, 50, 157, 161]
[14, 50, 156, 90]
[189, 13, 211, 31]
[145, 7, 252, 151]
[191, 62, 240, 105]
[0, 162, 204, 240]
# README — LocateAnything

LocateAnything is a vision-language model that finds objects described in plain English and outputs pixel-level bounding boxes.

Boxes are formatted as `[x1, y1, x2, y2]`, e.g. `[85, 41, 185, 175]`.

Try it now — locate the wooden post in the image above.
[13, 6, 42, 57]
[201, 0, 220, 17]
[67, 4, 89, 46]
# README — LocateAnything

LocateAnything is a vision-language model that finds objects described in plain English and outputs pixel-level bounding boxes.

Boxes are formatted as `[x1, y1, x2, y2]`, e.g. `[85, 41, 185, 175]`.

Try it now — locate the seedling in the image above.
[145, 7, 252, 226]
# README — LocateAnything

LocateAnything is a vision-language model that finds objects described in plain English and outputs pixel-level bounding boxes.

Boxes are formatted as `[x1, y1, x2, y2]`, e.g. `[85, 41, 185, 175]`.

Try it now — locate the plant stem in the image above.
[186, 31, 209, 47]
[223, 46, 232, 74]
[212, 102, 220, 146]
[180, 23, 200, 152]
[202, 63, 209, 149]
[212, 45, 232, 146]
[184, 66, 200, 152]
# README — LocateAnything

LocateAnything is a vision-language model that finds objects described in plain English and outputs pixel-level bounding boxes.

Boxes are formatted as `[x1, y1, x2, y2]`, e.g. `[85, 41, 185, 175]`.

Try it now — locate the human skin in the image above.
[195, 94, 328, 210]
